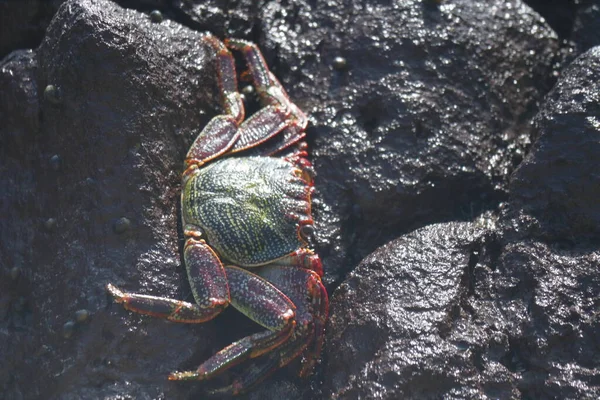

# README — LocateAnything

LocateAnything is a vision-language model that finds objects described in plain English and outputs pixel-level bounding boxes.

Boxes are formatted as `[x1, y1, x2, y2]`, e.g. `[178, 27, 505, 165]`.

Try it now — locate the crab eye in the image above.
[300, 224, 315, 240]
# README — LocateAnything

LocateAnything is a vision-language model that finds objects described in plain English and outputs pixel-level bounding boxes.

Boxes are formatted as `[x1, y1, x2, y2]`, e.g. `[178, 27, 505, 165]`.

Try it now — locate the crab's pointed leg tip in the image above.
[106, 283, 125, 302]
[168, 371, 200, 381]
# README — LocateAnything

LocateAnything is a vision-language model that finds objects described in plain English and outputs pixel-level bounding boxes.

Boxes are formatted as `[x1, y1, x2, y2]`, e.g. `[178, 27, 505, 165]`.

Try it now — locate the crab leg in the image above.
[186, 37, 309, 167]
[168, 265, 297, 382]
[207, 335, 310, 396]
[106, 238, 230, 323]
[258, 265, 328, 377]
[224, 38, 308, 154]
[203, 265, 328, 395]
[185, 36, 244, 168]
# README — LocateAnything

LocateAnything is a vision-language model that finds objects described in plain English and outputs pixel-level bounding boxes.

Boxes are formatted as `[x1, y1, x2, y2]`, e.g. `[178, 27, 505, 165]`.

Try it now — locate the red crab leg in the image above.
[168, 265, 298, 381]
[224, 38, 308, 154]
[259, 265, 328, 377]
[207, 334, 309, 396]
[228, 105, 293, 151]
[205, 265, 328, 395]
[106, 238, 230, 323]
[184, 36, 245, 168]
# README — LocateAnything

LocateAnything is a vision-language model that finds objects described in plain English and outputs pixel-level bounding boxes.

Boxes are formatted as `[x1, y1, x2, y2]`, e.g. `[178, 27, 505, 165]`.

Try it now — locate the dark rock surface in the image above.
[522, 0, 578, 40]
[572, 0, 600, 52]
[326, 219, 600, 399]
[325, 46, 600, 399]
[572, 2, 600, 58]
[257, 0, 560, 282]
[1, 0, 599, 399]
[510, 46, 600, 241]
[0, 0, 65, 60]
[325, 222, 498, 399]
[1, 1, 222, 399]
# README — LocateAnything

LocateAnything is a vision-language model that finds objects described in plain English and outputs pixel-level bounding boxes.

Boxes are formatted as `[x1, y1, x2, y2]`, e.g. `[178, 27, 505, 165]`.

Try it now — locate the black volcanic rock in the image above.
[325, 218, 600, 399]
[1, 0, 595, 399]
[510, 46, 600, 242]
[1, 0, 222, 398]
[324, 222, 502, 399]
[0, 0, 66, 60]
[572, 1, 600, 53]
[324, 45, 600, 399]
[256, 0, 560, 282]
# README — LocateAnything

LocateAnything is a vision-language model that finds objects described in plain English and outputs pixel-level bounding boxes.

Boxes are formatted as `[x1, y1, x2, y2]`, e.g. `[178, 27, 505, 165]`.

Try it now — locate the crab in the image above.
[106, 35, 328, 395]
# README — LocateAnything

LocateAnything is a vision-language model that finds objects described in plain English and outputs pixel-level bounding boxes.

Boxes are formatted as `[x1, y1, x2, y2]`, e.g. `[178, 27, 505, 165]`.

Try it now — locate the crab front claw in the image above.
[168, 265, 328, 396]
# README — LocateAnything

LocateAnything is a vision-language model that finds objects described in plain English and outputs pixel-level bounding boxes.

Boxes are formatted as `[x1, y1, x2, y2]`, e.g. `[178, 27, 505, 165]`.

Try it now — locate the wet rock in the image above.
[325, 42, 600, 400]
[1, 0, 223, 398]
[572, 1, 600, 53]
[324, 222, 507, 399]
[0, 49, 40, 397]
[522, 0, 577, 40]
[326, 219, 600, 399]
[510, 46, 600, 241]
[474, 239, 600, 399]
[257, 0, 559, 282]
[0, 0, 66, 60]
[1, 0, 591, 399]
[171, 0, 256, 38]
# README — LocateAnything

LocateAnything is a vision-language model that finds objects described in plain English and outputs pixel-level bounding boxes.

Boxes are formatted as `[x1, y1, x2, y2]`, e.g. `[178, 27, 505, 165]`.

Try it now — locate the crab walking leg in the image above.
[207, 265, 328, 396]
[224, 38, 309, 154]
[224, 39, 306, 119]
[207, 335, 311, 396]
[168, 265, 297, 381]
[106, 238, 230, 323]
[184, 36, 245, 168]
[257, 265, 329, 376]
[229, 105, 293, 152]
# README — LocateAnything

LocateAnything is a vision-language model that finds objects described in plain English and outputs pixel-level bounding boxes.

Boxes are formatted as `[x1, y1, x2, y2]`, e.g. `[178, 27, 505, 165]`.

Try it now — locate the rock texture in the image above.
[572, 1, 600, 53]
[510, 46, 600, 241]
[326, 222, 498, 398]
[2, 0, 600, 399]
[1, 1, 223, 399]
[0, 0, 65, 60]
[258, 0, 560, 282]
[325, 46, 600, 399]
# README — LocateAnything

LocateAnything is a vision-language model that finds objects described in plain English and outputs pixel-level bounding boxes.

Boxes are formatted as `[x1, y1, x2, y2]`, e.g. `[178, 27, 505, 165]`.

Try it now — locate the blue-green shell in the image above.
[182, 156, 309, 266]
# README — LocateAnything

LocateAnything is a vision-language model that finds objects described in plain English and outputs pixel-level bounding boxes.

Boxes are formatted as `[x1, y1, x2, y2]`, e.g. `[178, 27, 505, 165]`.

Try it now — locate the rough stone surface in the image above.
[510, 46, 600, 241]
[1, 1, 221, 399]
[325, 222, 497, 399]
[1, 0, 597, 399]
[572, 2, 600, 57]
[0, 0, 65, 60]
[257, 0, 560, 282]
[170, 0, 257, 38]
[324, 46, 600, 399]
[522, 0, 577, 40]
[325, 219, 600, 399]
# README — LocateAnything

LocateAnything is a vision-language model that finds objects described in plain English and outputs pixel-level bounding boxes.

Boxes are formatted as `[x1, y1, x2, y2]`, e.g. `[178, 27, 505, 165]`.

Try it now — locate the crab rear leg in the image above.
[106, 238, 229, 323]
[259, 265, 329, 377]
[204, 265, 329, 396]
[168, 265, 297, 382]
